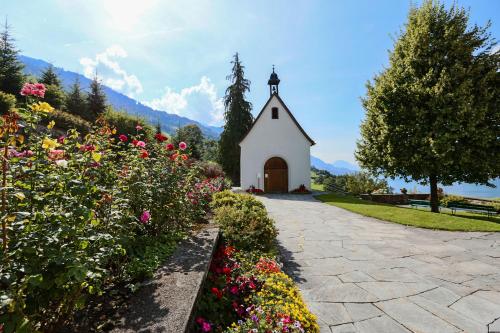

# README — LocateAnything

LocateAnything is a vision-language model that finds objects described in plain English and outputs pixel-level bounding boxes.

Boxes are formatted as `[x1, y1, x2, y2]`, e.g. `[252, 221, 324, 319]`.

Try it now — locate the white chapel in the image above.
[239, 68, 315, 193]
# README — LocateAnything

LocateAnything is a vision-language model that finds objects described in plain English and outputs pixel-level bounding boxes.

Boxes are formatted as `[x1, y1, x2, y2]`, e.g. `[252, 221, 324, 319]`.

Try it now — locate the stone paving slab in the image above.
[259, 194, 500, 333]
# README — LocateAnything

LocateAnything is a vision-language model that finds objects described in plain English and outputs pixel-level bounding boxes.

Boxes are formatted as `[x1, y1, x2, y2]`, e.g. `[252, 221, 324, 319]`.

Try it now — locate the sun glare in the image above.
[102, 0, 158, 31]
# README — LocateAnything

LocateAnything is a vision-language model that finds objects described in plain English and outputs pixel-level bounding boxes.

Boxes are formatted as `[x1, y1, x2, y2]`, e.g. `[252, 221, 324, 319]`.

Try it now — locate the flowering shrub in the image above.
[0, 85, 223, 332]
[194, 245, 319, 333]
[290, 184, 311, 194]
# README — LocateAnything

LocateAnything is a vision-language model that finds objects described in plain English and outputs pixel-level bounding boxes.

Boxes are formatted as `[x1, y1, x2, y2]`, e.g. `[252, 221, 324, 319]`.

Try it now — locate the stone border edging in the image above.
[110, 225, 219, 333]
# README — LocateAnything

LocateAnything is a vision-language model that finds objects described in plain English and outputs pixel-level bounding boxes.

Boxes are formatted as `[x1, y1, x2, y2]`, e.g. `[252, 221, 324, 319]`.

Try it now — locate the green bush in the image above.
[440, 195, 465, 207]
[0, 91, 16, 114]
[214, 205, 277, 252]
[104, 108, 155, 140]
[211, 190, 265, 211]
[44, 109, 92, 134]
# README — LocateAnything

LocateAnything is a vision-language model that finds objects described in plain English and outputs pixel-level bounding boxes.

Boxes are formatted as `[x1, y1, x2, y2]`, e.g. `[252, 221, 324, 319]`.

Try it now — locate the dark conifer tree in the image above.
[65, 77, 87, 118]
[218, 53, 253, 185]
[39, 65, 61, 86]
[0, 21, 24, 97]
[86, 76, 107, 121]
[39, 65, 65, 109]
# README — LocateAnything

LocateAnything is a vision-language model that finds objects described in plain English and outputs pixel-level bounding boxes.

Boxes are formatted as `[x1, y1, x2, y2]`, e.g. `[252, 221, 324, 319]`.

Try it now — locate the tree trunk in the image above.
[429, 175, 439, 213]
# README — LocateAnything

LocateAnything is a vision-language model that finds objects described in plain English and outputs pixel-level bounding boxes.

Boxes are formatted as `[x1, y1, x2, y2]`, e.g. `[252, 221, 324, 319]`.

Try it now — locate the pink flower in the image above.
[179, 141, 187, 150]
[20, 83, 33, 96]
[136, 125, 143, 131]
[20, 83, 46, 98]
[229, 285, 239, 295]
[201, 322, 211, 332]
[140, 210, 150, 224]
[48, 149, 65, 160]
[57, 136, 66, 144]
[166, 143, 174, 151]
[119, 134, 128, 142]
[133, 140, 146, 148]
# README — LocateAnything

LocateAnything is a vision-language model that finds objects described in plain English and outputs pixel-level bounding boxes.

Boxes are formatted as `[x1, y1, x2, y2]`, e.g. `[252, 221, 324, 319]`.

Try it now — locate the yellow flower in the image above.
[92, 152, 102, 162]
[42, 137, 59, 150]
[47, 120, 55, 129]
[30, 102, 54, 114]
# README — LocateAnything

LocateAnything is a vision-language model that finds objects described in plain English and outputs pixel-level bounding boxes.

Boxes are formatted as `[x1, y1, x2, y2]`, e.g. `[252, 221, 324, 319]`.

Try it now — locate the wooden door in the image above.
[264, 157, 288, 193]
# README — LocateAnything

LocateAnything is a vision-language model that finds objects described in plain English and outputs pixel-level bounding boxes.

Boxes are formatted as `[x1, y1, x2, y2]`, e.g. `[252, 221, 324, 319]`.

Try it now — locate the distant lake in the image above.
[388, 178, 500, 199]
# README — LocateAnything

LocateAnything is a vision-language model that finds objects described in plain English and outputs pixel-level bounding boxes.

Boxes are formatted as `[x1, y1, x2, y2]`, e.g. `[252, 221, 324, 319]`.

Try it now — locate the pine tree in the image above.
[65, 77, 87, 118]
[39, 65, 64, 110]
[356, 0, 500, 213]
[86, 76, 107, 121]
[39, 65, 61, 86]
[0, 21, 24, 97]
[218, 53, 253, 185]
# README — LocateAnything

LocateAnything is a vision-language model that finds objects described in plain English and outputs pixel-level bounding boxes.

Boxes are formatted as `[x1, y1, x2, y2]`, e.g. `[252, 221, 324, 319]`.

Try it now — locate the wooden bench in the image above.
[447, 202, 496, 217]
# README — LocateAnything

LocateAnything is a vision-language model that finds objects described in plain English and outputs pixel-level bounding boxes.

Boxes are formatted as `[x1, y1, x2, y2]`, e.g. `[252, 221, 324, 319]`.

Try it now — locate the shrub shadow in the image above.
[276, 241, 307, 285]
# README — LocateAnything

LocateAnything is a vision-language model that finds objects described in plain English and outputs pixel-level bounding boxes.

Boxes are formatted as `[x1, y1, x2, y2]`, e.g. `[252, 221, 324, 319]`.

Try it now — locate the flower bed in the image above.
[290, 184, 311, 194]
[193, 191, 319, 332]
[0, 84, 227, 332]
[246, 186, 264, 194]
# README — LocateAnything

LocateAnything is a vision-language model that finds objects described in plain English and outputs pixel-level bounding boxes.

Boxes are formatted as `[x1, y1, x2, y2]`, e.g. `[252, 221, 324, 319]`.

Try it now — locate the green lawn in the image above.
[315, 193, 500, 232]
[311, 182, 324, 191]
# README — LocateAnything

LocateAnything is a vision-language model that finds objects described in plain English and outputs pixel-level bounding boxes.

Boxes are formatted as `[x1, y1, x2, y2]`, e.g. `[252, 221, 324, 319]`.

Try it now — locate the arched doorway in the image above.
[264, 157, 288, 193]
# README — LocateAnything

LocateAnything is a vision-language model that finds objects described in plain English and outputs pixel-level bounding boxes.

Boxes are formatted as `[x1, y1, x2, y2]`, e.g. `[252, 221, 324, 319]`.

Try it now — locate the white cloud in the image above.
[145, 76, 224, 126]
[79, 45, 143, 98]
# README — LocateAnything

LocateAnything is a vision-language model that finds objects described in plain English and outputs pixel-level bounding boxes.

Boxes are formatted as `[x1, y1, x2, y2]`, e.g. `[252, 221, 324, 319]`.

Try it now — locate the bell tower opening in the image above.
[267, 65, 280, 96]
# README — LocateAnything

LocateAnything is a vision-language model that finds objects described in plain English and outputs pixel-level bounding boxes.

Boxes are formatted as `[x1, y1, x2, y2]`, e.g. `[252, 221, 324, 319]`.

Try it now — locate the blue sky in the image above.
[1, 0, 499, 164]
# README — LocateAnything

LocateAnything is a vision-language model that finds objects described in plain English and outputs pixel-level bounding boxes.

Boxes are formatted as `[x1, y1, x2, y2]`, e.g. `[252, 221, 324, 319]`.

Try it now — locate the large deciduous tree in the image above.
[356, 0, 499, 212]
[0, 21, 24, 97]
[218, 53, 253, 185]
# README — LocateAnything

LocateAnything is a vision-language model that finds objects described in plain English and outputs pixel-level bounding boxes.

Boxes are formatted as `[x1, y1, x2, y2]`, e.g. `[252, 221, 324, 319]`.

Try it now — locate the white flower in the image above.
[55, 159, 68, 168]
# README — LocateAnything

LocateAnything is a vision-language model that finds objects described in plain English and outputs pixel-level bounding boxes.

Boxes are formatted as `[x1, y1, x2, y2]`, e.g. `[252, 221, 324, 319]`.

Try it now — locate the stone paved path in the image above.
[259, 194, 500, 333]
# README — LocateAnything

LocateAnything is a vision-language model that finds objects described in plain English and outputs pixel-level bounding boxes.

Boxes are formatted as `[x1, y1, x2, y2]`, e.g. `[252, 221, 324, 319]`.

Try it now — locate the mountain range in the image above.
[19, 55, 223, 138]
[310, 156, 359, 175]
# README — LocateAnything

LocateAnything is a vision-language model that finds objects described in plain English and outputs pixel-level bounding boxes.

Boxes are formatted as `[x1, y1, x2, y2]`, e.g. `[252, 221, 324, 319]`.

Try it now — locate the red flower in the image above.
[119, 134, 128, 142]
[155, 133, 168, 142]
[181, 154, 188, 161]
[179, 141, 187, 150]
[139, 149, 149, 159]
[80, 144, 95, 152]
[57, 135, 66, 144]
[229, 285, 239, 295]
[210, 287, 223, 299]
[170, 153, 179, 161]
[166, 143, 174, 151]
[222, 267, 231, 275]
